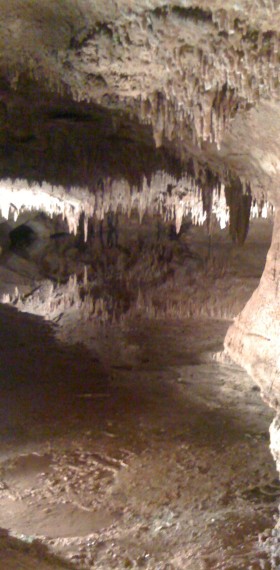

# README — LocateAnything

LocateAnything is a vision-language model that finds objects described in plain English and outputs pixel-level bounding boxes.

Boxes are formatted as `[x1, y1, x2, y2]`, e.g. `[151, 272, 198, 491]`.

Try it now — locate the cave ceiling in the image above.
[0, 0, 280, 207]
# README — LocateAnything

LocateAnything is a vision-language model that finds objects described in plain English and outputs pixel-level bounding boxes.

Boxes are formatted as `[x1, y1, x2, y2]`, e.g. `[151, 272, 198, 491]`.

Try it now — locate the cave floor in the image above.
[0, 305, 278, 570]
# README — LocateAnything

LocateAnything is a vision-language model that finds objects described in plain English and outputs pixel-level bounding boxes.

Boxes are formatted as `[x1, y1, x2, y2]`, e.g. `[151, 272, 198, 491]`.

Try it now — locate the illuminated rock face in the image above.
[224, 204, 280, 548]
[224, 208, 280, 408]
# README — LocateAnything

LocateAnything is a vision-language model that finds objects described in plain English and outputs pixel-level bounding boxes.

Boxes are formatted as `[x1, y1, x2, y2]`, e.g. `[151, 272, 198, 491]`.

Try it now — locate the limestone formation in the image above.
[1, 0, 280, 565]
[225, 208, 280, 408]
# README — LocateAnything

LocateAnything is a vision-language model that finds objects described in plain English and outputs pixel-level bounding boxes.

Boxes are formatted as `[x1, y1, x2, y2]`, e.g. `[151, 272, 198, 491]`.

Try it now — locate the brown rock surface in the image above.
[224, 208, 280, 408]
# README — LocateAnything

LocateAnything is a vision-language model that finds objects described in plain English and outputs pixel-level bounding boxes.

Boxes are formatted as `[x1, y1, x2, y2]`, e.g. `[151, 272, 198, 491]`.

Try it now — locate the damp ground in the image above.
[0, 304, 278, 570]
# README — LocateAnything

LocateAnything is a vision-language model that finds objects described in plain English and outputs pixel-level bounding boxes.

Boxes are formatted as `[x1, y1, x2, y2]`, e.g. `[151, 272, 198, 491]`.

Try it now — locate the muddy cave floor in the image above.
[0, 304, 279, 570]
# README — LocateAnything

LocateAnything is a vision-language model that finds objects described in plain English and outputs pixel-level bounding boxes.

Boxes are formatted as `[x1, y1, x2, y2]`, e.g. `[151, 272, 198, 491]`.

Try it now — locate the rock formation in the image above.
[0, 0, 280, 563]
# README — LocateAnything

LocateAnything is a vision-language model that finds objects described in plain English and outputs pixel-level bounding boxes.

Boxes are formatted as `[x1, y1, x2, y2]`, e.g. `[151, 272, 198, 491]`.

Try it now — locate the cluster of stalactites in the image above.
[139, 87, 237, 151]
[100, 173, 272, 235]
[136, 14, 280, 150]
[0, 175, 272, 242]
[202, 19, 280, 105]
[0, 179, 96, 239]
[4, 5, 280, 156]
[224, 176, 274, 245]
[0, 175, 214, 237]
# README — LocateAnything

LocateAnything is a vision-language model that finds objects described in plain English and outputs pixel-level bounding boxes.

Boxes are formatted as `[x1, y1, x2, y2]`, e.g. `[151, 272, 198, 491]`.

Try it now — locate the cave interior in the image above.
[0, 1, 280, 569]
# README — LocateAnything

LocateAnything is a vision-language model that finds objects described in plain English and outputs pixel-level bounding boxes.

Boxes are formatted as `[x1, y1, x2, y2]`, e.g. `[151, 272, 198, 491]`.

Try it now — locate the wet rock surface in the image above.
[0, 214, 273, 324]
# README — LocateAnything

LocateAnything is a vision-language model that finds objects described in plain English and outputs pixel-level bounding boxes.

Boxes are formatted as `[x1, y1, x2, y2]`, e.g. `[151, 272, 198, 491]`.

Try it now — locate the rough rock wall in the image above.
[224, 208, 280, 409]
[224, 201, 280, 562]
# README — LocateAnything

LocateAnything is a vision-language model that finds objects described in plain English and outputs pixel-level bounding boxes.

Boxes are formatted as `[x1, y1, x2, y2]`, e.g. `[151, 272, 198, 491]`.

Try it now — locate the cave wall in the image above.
[224, 208, 280, 408]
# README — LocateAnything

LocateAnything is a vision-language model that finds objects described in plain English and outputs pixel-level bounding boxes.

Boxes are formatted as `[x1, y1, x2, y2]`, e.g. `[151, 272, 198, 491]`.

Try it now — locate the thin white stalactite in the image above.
[0, 177, 273, 241]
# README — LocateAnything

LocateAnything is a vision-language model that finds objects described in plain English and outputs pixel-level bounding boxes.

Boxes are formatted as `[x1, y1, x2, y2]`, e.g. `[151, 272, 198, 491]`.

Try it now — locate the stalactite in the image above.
[225, 177, 253, 245]
[135, 10, 280, 153]
[0, 172, 271, 246]
[2, 0, 280, 167]
[0, 180, 95, 239]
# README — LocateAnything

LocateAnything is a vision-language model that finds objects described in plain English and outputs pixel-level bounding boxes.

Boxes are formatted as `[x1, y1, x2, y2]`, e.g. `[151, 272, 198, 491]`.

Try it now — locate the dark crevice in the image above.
[47, 111, 94, 123]
[151, 5, 213, 23]
[225, 177, 252, 245]
[152, 6, 169, 18]
[70, 22, 113, 50]
[171, 6, 212, 23]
